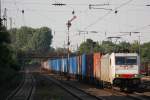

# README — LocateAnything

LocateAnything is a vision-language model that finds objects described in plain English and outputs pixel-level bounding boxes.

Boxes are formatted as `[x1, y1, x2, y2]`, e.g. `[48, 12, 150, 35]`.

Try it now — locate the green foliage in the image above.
[115, 41, 131, 53]
[141, 42, 150, 62]
[130, 41, 139, 53]
[79, 39, 95, 54]
[79, 39, 115, 54]
[0, 45, 12, 67]
[29, 27, 53, 55]
[10, 26, 53, 56]
[78, 38, 150, 62]
[0, 27, 10, 44]
[0, 25, 20, 84]
[101, 41, 115, 53]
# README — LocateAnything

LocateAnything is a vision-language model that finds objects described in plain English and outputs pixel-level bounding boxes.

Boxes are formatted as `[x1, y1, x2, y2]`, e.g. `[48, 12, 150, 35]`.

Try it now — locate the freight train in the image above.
[41, 52, 141, 91]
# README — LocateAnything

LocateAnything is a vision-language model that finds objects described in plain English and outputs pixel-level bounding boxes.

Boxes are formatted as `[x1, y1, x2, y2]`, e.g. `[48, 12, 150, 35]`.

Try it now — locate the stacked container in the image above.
[93, 53, 102, 81]
[77, 55, 82, 80]
[69, 56, 77, 78]
[81, 54, 86, 80]
[86, 54, 94, 82]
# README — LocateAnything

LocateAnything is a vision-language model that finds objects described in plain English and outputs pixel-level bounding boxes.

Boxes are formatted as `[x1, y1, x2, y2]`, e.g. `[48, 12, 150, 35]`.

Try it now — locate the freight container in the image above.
[61, 58, 65, 72]
[57, 59, 62, 74]
[93, 53, 102, 81]
[82, 54, 86, 80]
[43, 60, 49, 70]
[77, 55, 82, 80]
[64, 58, 67, 73]
[52, 60, 58, 73]
[51, 60, 54, 72]
[69, 56, 77, 74]
[101, 54, 112, 83]
[48, 60, 52, 71]
[86, 54, 94, 81]
[68, 56, 77, 79]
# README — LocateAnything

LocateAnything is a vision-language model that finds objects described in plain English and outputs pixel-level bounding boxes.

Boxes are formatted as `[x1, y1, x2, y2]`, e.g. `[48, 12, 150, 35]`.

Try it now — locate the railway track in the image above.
[6, 73, 35, 100]
[43, 74, 102, 100]
[104, 88, 150, 100]
[45, 73, 149, 100]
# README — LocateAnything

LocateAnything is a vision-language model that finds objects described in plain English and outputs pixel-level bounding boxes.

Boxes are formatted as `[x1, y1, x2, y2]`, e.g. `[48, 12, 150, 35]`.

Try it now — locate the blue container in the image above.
[77, 55, 82, 80]
[69, 56, 77, 74]
[61, 58, 67, 73]
[52, 60, 55, 71]
[69, 57, 72, 74]
[53, 60, 57, 72]
[57, 59, 61, 72]
[81, 54, 86, 80]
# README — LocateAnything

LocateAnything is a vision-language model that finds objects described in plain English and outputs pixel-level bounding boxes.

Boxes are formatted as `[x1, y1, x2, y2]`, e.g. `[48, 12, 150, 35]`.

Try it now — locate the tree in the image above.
[116, 41, 131, 53]
[9, 26, 53, 56]
[141, 42, 150, 62]
[0, 26, 11, 68]
[9, 27, 35, 53]
[0, 27, 10, 44]
[79, 39, 103, 54]
[0, 25, 20, 84]
[29, 27, 53, 55]
[101, 41, 115, 53]
[130, 40, 139, 53]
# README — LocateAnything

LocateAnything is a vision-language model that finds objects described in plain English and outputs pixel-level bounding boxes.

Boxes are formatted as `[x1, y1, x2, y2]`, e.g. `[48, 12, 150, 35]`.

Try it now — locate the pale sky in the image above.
[2, 0, 150, 50]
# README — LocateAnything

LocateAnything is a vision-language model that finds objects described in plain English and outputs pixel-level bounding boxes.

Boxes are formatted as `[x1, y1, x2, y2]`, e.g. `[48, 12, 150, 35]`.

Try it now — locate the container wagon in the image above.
[41, 52, 141, 91]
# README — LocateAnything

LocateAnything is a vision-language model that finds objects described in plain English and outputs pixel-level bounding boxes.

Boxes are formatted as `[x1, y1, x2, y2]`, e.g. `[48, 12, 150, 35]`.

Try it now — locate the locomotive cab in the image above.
[111, 53, 141, 90]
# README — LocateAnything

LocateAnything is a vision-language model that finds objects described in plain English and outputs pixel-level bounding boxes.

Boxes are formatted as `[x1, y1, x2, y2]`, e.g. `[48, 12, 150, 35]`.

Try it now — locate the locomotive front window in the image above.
[115, 57, 125, 65]
[115, 56, 137, 65]
[126, 56, 137, 65]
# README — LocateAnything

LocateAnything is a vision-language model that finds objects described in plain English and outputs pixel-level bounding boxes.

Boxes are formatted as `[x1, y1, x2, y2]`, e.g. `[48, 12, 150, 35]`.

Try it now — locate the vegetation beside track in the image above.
[0, 24, 21, 99]
[0, 72, 23, 99]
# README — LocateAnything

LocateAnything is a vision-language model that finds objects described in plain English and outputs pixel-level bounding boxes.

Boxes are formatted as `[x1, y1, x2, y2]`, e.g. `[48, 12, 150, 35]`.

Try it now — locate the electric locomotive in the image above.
[100, 53, 141, 91]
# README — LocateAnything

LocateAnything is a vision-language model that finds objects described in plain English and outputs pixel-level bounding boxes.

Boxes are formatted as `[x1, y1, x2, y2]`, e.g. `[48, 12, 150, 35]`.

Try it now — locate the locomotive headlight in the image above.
[116, 74, 119, 77]
[134, 74, 137, 77]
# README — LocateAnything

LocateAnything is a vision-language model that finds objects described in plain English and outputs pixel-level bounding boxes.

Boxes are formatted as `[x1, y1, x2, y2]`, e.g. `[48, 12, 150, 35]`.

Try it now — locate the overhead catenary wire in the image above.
[4, 0, 149, 7]
[130, 24, 150, 32]
[83, 0, 134, 30]
[108, 24, 150, 43]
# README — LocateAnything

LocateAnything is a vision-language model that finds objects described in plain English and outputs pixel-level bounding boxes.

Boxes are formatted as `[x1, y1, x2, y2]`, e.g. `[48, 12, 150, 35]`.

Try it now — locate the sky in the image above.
[2, 0, 150, 50]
